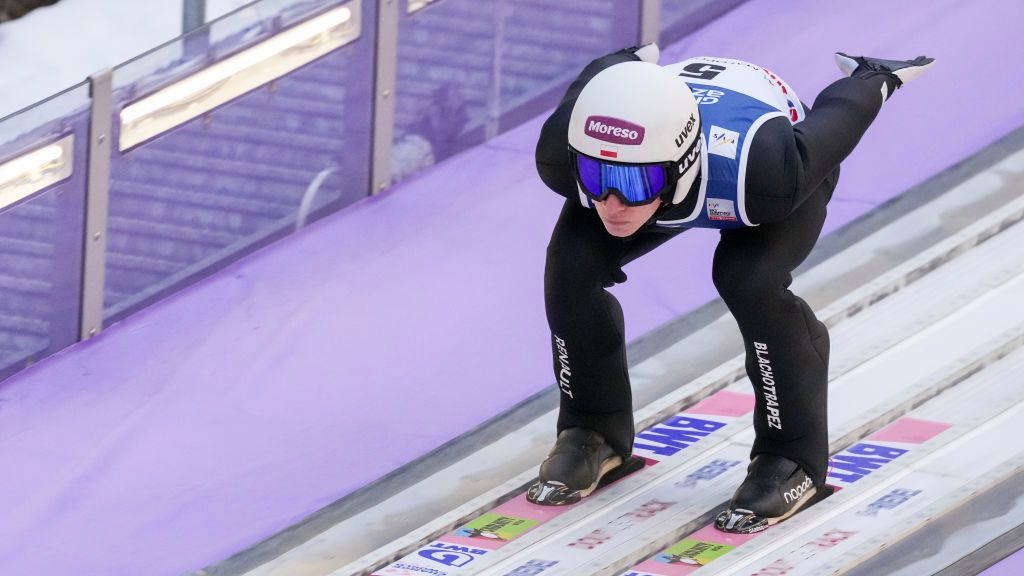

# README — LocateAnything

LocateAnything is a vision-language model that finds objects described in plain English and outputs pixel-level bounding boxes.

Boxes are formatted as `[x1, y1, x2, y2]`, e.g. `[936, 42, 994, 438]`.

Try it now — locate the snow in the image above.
[0, 0, 252, 119]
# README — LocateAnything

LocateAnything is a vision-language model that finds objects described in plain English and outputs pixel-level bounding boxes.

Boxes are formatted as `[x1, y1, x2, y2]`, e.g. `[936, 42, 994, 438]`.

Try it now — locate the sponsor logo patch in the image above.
[585, 116, 645, 145]
[656, 539, 734, 566]
[857, 487, 922, 517]
[502, 559, 559, 575]
[707, 198, 738, 222]
[753, 342, 783, 429]
[691, 87, 725, 105]
[708, 125, 739, 159]
[674, 113, 698, 148]
[633, 416, 726, 458]
[568, 499, 675, 550]
[553, 335, 573, 399]
[678, 137, 702, 176]
[751, 529, 857, 575]
[784, 475, 814, 504]
[827, 443, 908, 484]
[456, 513, 538, 542]
[392, 562, 450, 575]
[417, 542, 487, 568]
[674, 459, 741, 489]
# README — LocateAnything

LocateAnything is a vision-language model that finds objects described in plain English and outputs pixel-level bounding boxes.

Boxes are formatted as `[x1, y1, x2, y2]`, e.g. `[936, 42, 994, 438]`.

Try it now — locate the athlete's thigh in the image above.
[716, 175, 834, 276]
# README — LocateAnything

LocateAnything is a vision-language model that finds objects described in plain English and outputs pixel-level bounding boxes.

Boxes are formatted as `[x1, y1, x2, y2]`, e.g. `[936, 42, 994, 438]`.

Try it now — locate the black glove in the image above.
[602, 268, 628, 288]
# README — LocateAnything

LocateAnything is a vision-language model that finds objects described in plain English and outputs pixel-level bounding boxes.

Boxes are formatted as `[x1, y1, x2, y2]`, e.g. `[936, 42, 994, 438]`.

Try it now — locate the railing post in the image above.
[183, 0, 206, 34]
[182, 0, 210, 56]
[80, 69, 113, 340]
[371, 0, 399, 195]
[640, 0, 661, 45]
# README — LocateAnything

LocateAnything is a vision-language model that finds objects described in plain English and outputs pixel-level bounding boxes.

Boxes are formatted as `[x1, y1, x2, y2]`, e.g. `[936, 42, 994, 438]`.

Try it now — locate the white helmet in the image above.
[568, 61, 702, 205]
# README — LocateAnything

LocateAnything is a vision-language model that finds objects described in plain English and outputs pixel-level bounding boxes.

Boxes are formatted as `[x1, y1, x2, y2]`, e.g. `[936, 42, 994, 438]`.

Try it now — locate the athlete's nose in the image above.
[604, 194, 628, 212]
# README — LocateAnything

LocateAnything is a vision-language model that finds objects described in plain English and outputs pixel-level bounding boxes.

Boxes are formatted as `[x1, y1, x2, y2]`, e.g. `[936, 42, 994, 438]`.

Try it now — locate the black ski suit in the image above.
[537, 49, 888, 485]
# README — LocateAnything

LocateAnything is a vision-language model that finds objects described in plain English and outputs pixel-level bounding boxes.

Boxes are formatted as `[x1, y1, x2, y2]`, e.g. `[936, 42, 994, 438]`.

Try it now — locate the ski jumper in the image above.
[537, 49, 889, 485]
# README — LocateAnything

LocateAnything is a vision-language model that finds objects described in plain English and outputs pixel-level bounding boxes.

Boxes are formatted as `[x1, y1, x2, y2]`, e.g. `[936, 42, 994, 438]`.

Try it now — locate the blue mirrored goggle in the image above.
[570, 150, 671, 206]
[569, 128, 703, 207]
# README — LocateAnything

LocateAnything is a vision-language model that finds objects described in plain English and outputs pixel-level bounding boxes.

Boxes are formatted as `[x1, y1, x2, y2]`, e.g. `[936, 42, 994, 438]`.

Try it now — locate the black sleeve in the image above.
[535, 49, 641, 198]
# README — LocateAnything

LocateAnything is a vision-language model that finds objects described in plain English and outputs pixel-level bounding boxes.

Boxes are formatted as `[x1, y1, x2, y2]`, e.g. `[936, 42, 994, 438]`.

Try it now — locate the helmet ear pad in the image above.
[668, 130, 703, 205]
[670, 151, 701, 204]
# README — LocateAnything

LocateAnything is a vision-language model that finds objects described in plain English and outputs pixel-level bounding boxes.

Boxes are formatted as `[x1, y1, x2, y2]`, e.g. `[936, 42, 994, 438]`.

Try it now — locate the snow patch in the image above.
[0, 0, 252, 119]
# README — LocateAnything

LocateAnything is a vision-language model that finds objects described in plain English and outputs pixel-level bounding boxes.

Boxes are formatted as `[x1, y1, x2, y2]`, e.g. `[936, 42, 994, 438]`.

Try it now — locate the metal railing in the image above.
[0, 0, 743, 383]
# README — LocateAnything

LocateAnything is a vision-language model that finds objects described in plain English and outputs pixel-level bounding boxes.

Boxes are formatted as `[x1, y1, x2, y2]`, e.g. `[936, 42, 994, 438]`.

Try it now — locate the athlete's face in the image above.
[594, 194, 662, 237]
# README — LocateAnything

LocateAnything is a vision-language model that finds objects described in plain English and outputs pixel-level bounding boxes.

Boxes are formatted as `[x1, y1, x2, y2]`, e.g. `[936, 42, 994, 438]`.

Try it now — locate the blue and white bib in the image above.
[655, 57, 805, 230]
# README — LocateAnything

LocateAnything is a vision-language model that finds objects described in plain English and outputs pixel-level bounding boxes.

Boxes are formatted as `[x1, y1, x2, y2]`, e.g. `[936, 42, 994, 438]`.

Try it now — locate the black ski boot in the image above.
[715, 454, 832, 534]
[834, 52, 935, 100]
[526, 428, 645, 506]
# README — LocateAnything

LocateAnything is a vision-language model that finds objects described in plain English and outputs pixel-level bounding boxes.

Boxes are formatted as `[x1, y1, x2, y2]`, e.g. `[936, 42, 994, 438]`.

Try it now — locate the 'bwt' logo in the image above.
[418, 542, 487, 567]
[585, 116, 645, 145]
